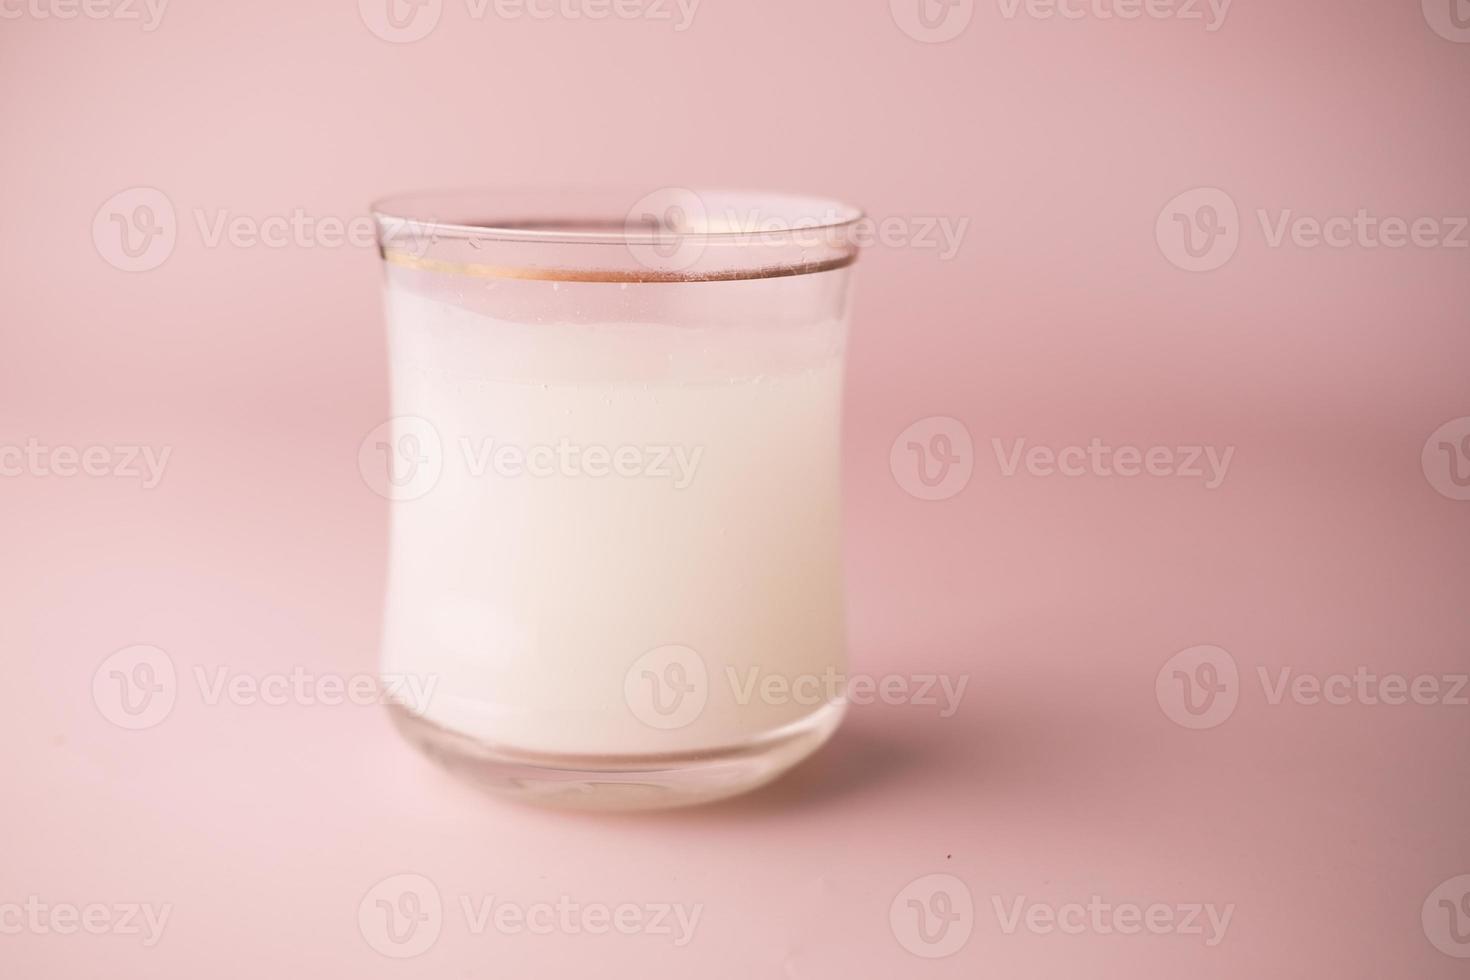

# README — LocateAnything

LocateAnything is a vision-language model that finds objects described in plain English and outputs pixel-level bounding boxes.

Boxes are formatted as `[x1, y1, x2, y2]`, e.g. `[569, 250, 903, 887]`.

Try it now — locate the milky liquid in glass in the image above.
[379, 272, 849, 768]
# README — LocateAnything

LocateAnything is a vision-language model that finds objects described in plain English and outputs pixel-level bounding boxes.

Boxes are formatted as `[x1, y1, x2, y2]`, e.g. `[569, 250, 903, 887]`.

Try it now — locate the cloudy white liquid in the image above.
[379, 282, 848, 757]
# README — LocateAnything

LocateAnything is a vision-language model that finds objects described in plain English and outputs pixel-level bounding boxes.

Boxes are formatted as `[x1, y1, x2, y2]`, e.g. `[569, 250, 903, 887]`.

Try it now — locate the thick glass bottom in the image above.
[387, 700, 846, 811]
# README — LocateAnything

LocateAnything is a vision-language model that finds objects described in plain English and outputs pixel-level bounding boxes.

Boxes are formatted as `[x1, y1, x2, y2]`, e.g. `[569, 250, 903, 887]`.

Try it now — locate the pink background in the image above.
[2, 0, 1469, 976]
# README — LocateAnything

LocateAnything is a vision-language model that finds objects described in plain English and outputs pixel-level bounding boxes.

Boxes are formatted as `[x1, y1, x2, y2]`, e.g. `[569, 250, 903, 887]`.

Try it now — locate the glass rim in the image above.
[370, 186, 867, 246]
[371, 187, 866, 283]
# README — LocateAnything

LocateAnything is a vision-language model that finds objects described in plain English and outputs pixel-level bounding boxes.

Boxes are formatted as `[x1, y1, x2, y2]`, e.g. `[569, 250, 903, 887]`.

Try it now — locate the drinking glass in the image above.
[369, 188, 863, 809]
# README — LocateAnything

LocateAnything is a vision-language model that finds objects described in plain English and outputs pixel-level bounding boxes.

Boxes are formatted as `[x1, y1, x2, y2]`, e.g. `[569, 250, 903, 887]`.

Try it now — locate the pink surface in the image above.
[2, 0, 1469, 976]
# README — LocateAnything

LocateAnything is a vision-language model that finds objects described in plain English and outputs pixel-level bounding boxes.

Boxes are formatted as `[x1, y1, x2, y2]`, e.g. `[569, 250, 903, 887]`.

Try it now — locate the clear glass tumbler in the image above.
[369, 188, 863, 810]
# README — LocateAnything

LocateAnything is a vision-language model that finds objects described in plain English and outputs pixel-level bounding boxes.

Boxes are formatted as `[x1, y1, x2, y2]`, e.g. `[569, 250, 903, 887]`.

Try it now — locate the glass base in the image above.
[387, 700, 846, 811]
